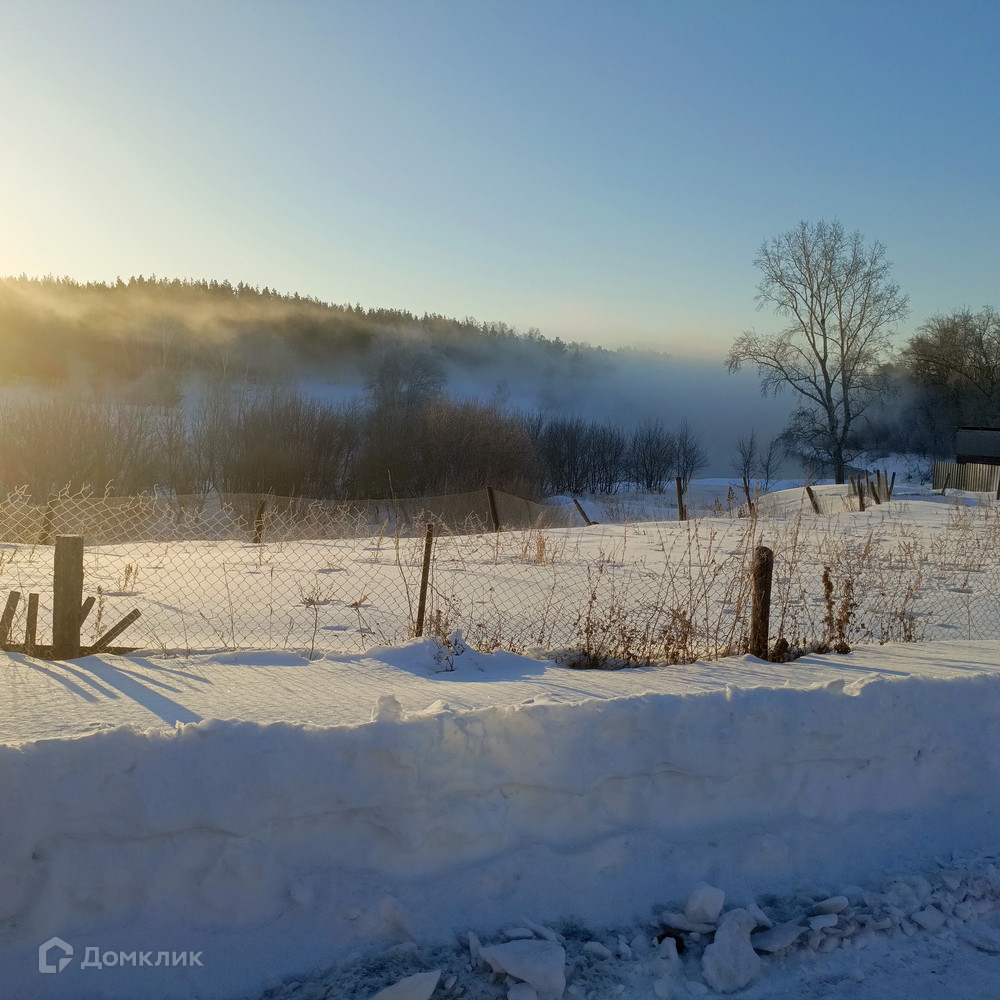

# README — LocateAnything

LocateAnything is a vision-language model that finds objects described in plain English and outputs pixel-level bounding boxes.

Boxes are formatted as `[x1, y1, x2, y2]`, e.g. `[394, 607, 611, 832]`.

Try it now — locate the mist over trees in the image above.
[0, 271, 743, 496]
[9, 268, 985, 495]
[0, 274, 610, 395]
[0, 387, 710, 503]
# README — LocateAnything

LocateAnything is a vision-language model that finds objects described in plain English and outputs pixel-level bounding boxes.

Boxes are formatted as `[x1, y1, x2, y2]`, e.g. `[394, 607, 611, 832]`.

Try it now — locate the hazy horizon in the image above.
[2, 1, 997, 357]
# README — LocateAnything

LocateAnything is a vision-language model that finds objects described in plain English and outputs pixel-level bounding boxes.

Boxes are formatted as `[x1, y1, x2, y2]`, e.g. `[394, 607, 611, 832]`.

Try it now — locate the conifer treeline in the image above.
[0, 274, 610, 391]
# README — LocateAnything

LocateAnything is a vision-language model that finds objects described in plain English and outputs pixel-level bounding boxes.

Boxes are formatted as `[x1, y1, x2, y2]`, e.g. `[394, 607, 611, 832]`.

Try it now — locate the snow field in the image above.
[2, 485, 1000, 664]
[2, 645, 1000, 998]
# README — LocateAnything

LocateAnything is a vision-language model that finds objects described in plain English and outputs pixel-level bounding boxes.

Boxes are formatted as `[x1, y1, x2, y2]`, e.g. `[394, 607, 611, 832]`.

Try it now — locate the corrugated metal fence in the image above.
[932, 461, 1000, 493]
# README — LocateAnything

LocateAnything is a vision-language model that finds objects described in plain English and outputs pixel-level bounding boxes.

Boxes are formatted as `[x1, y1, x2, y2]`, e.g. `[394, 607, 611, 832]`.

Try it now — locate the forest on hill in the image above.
[0, 274, 613, 399]
[0, 273, 995, 500]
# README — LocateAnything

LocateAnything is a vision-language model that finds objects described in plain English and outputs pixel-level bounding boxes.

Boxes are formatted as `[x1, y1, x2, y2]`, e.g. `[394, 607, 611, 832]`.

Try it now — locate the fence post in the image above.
[866, 471, 881, 504]
[749, 545, 773, 660]
[24, 593, 38, 654]
[675, 477, 686, 521]
[0, 592, 21, 647]
[572, 497, 593, 526]
[485, 486, 501, 532]
[52, 535, 84, 659]
[804, 485, 821, 515]
[414, 522, 434, 637]
[856, 476, 866, 512]
[253, 498, 268, 544]
[40, 495, 56, 546]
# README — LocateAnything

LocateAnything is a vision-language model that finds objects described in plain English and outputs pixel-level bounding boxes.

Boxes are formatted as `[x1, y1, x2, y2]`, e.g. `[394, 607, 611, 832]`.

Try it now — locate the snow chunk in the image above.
[684, 882, 726, 924]
[503, 926, 538, 940]
[478, 940, 567, 998]
[521, 917, 565, 943]
[370, 970, 441, 1000]
[468, 930, 484, 966]
[701, 908, 761, 993]
[371, 693, 404, 722]
[751, 919, 807, 953]
[956, 922, 1000, 953]
[746, 902, 773, 929]
[810, 895, 849, 915]
[912, 906, 946, 932]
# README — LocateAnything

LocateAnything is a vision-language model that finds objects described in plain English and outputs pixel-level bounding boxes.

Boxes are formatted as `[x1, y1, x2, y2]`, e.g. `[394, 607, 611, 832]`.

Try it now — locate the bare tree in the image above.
[732, 429, 781, 494]
[539, 417, 590, 494]
[628, 418, 676, 491]
[726, 220, 908, 483]
[585, 421, 628, 494]
[898, 306, 1000, 425]
[675, 420, 708, 487]
[363, 337, 446, 409]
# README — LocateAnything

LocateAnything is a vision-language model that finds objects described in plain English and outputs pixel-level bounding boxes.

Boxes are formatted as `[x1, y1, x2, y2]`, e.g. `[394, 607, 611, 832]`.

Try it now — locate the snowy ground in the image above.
[2, 638, 1000, 999]
[3, 480, 999, 663]
[2, 482, 1000, 999]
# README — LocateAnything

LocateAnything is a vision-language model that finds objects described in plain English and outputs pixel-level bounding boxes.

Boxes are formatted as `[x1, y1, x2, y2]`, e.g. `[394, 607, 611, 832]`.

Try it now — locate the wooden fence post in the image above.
[675, 477, 686, 521]
[572, 497, 593, 526]
[804, 485, 821, 515]
[79, 595, 96, 628]
[40, 496, 56, 546]
[0, 592, 21, 647]
[856, 477, 866, 512]
[749, 545, 773, 660]
[253, 498, 268, 544]
[52, 535, 84, 659]
[24, 593, 38, 655]
[866, 471, 881, 504]
[90, 609, 142, 654]
[414, 522, 434, 637]
[485, 486, 501, 532]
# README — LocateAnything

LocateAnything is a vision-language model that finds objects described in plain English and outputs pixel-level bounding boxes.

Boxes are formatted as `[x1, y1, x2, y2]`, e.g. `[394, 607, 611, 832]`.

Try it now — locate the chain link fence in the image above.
[0, 485, 998, 662]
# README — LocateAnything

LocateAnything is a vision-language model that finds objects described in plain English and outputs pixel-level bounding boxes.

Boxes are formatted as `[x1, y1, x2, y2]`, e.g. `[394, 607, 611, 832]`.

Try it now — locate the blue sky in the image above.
[1, 0, 997, 357]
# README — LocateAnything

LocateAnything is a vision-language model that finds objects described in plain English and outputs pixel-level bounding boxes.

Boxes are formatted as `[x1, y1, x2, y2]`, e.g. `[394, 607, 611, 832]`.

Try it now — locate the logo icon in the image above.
[38, 937, 73, 974]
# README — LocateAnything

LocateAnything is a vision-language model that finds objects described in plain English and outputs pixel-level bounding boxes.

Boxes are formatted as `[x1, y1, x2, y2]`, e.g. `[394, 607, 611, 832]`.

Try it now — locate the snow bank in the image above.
[3, 665, 1000, 998]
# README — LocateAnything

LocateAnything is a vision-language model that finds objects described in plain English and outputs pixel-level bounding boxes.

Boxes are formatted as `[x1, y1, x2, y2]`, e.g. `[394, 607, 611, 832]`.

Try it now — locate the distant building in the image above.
[955, 426, 1000, 465]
